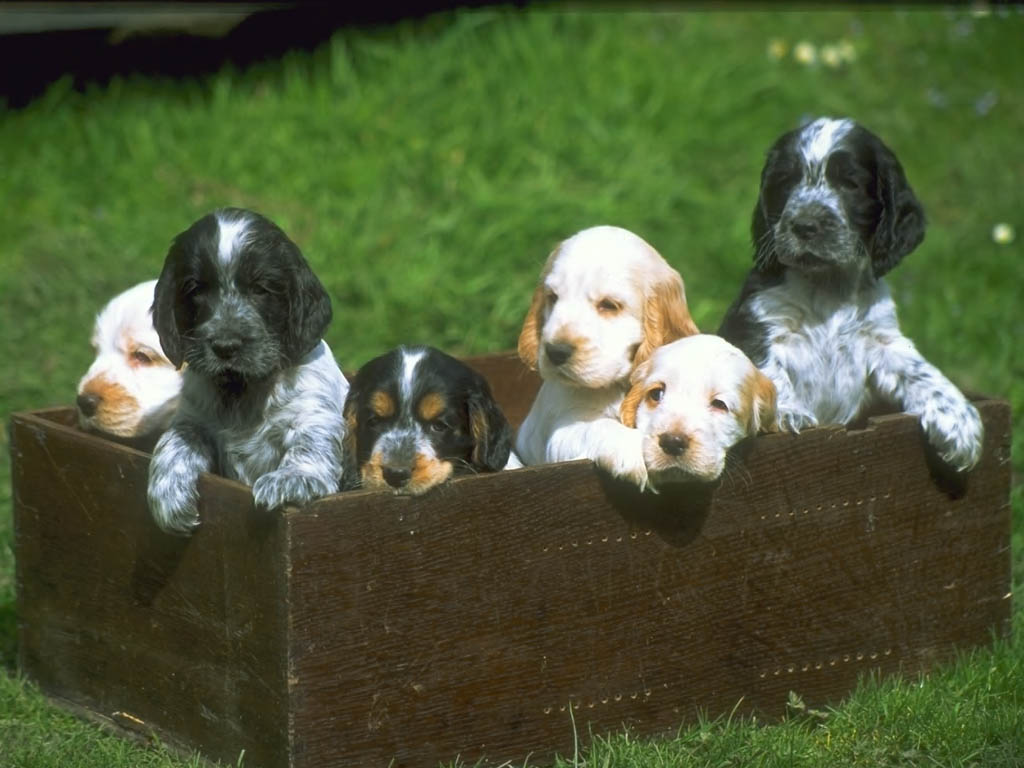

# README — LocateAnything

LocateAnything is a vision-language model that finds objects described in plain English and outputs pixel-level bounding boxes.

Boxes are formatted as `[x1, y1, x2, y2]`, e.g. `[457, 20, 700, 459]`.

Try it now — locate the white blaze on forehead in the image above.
[399, 348, 425, 403]
[216, 214, 249, 265]
[799, 117, 854, 164]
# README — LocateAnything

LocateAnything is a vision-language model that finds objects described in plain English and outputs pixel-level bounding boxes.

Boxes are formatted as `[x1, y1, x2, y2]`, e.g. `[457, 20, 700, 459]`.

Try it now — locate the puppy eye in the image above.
[646, 386, 665, 404]
[131, 349, 154, 365]
[429, 420, 448, 434]
[545, 290, 558, 306]
[711, 398, 730, 413]
[597, 298, 622, 315]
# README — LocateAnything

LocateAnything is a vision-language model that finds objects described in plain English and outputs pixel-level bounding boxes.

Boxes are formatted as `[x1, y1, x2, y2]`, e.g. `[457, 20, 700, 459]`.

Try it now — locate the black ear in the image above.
[284, 247, 333, 363]
[467, 376, 513, 472]
[750, 146, 786, 275]
[152, 243, 185, 369]
[869, 135, 926, 278]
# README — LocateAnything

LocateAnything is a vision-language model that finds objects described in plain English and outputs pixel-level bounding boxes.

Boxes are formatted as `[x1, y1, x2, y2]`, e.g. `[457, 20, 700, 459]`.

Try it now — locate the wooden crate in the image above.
[10, 353, 1012, 768]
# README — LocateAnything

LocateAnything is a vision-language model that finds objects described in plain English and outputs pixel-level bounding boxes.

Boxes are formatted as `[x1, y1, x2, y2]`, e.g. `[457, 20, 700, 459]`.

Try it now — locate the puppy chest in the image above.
[773, 321, 876, 421]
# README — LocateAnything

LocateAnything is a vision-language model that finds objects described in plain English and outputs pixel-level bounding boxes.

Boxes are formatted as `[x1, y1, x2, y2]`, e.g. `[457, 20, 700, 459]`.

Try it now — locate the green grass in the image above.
[1, 6, 1022, 767]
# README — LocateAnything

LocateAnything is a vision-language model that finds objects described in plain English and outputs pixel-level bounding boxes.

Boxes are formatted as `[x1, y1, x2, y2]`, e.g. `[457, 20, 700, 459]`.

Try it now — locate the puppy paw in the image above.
[593, 433, 652, 492]
[776, 404, 818, 434]
[253, 470, 335, 511]
[921, 398, 984, 472]
[147, 468, 200, 535]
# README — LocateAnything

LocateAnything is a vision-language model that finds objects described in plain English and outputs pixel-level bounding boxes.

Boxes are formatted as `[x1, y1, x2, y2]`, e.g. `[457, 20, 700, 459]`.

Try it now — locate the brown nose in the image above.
[658, 433, 689, 457]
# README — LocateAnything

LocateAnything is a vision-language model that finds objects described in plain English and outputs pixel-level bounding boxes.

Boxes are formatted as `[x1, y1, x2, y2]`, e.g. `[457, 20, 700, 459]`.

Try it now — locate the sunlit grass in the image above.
[1, 6, 1021, 767]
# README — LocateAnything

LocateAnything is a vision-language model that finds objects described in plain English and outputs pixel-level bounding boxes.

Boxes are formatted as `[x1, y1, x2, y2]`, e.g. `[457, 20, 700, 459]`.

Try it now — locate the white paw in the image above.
[922, 399, 984, 472]
[593, 433, 652, 492]
[777, 404, 818, 434]
[252, 470, 334, 511]
[147, 466, 200, 535]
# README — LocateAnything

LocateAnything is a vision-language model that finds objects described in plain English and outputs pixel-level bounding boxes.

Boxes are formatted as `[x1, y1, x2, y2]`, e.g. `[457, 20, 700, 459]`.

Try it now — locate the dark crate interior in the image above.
[10, 352, 1012, 768]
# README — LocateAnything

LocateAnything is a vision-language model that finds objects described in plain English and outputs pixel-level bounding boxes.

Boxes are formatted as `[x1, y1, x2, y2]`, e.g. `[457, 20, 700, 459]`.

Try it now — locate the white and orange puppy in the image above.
[621, 334, 776, 486]
[77, 280, 183, 438]
[516, 225, 699, 489]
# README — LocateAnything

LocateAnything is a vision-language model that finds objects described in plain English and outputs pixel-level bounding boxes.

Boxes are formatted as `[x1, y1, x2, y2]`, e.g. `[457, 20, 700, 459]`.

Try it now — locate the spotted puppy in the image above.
[147, 208, 348, 534]
[342, 345, 516, 495]
[621, 334, 776, 486]
[718, 117, 982, 472]
[77, 279, 182, 438]
[515, 225, 700, 490]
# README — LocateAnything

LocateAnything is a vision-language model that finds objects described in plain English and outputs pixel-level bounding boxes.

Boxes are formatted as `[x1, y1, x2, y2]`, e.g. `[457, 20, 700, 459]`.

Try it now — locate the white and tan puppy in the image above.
[621, 334, 776, 486]
[515, 225, 699, 489]
[77, 280, 183, 438]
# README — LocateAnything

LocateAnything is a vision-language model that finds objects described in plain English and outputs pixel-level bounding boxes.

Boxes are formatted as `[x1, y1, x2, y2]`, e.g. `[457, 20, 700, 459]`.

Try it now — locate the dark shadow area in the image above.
[0, 1, 526, 108]
[598, 471, 716, 548]
[130, 522, 192, 607]
[923, 440, 969, 500]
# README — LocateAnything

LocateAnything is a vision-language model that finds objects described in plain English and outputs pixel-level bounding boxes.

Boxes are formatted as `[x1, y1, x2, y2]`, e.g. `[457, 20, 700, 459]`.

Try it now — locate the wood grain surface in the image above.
[9, 353, 1012, 767]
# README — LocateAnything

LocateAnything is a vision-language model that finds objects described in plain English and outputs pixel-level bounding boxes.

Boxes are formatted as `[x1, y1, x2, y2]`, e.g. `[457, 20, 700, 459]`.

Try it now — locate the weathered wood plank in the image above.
[9, 351, 1012, 768]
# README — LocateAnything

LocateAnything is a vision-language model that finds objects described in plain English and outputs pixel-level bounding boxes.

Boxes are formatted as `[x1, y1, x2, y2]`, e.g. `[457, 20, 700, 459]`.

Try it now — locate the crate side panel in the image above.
[10, 413, 290, 768]
[284, 402, 1010, 768]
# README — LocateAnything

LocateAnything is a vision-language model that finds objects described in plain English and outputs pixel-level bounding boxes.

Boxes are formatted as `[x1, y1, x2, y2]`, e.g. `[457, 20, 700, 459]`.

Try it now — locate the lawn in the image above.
[1, 6, 1022, 767]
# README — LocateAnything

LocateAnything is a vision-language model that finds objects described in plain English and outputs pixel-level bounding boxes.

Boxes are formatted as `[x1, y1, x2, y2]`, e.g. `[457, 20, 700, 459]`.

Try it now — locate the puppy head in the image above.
[152, 208, 332, 385]
[517, 226, 698, 389]
[343, 346, 513, 495]
[751, 117, 925, 283]
[76, 280, 183, 437]
[621, 334, 776, 485]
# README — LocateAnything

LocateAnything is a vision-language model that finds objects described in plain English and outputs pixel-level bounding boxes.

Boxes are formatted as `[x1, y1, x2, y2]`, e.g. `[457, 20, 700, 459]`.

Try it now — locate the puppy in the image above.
[342, 345, 516, 495]
[77, 280, 182, 438]
[620, 334, 776, 485]
[515, 225, 700, 489]
[147, 208, 348, 534]
[718, 117, 982, 471]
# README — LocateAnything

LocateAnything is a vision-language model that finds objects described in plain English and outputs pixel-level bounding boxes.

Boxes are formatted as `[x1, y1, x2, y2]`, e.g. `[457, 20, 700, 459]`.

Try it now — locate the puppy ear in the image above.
[152, 244, 185, 369]
[747, 368, 778, 434]
[340, 387, 361, 490]
[619, 358, 651, 428]
[467, 376, 514, 471]
[517, 247, 558, 371]
[286, 248, 333, 363]
[869, 135, 926, 278]
[633, 268, 700, 368]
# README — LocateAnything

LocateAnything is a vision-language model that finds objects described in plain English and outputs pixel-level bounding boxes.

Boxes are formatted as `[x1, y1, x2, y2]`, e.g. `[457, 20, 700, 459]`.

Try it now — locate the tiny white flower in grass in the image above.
[821, 45, 842, 68]
[767, 38, 788, 60]
[837, 39, 857, 63]
[991, 223, 1015, 245]
[793, 41, 817, 65]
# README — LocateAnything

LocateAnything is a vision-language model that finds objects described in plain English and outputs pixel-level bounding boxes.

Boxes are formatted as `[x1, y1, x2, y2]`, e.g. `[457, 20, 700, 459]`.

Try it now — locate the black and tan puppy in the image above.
[342, 345, 518, 494]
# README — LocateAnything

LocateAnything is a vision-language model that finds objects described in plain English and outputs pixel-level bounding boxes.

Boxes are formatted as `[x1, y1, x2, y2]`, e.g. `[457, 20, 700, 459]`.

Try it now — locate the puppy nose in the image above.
[658, 433, 690, 457]
[545, 341, 575, 367]
[76, 393, 101, 417]
[211, 337, 243, 360]
[789, 215, 820, 240]
[382, 466, 411, 488]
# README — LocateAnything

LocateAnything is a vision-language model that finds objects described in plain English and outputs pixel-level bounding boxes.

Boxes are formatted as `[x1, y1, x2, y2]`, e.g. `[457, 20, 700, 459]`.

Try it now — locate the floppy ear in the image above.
[619, 358, 652, 428]
[516, 282, 545, 371]
[152, 245, 185, 369]
[467, 375, 514, 471]
[751, 195, 779, 274]
[633, 268, 700, 368]
[285, 248, 333, 363]
[747, 368, 778, 434]
[340, 386, 361, 490]
[869, 136, 926, 278]
[517, 247, 559, 371]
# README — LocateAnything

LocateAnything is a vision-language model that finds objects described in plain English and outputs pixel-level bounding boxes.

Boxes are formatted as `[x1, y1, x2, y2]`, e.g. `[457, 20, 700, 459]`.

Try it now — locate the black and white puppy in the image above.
[719, 117, 982, 472]
[147, 208, 348, 534]
[342, 345, 518, 495]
